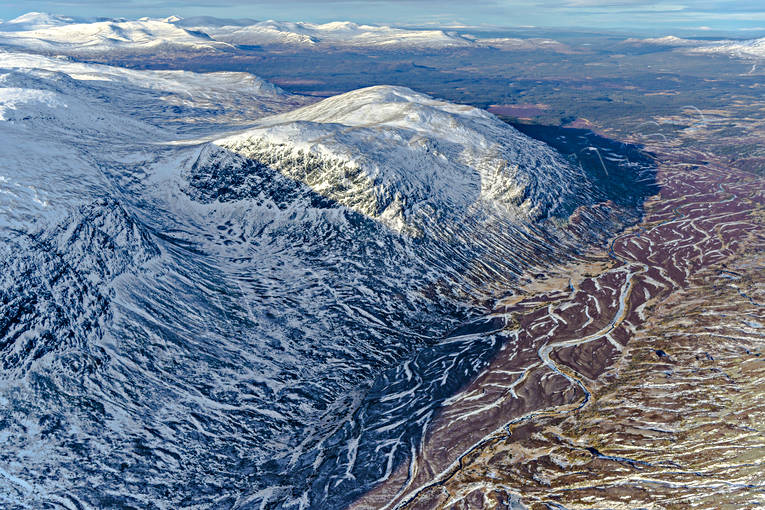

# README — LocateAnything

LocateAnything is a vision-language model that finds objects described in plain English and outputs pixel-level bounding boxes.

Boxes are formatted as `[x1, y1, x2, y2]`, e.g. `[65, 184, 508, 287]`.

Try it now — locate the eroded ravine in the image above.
[363, 235, 650, 509]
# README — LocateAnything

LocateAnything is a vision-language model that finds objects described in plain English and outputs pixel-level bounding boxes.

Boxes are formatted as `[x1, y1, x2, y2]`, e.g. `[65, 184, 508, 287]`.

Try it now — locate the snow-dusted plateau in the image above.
[10, 11, 758, 510]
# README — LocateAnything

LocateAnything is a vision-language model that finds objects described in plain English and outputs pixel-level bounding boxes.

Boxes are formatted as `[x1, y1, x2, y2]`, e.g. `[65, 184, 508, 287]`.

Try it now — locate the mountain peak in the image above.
[6, 11, 74, 28]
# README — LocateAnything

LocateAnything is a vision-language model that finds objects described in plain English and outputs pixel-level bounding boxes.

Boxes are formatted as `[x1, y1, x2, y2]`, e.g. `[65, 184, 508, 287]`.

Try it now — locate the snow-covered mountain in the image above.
[0, 45, 649, 509]
[691, 37, 765, 59]
[175, 17, 570, 51]
[0, 50, 304, 131]
[0, 12, 233, 54]
[0, 12, 566, 54]
[177, 19, 475, 48]
[625, 34, 765, 59]
[0, 11, 78, 30]
[213, 85, 586, 235]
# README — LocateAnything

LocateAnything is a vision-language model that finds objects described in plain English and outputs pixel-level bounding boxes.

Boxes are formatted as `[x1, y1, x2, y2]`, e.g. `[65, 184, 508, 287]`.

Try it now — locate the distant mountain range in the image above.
[0, 12, 569, 54]
[2, 12, 762, 61]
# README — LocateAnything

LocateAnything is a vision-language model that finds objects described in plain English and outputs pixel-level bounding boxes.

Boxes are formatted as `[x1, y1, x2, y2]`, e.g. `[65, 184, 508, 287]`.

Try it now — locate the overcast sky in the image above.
[1, 0, 764, 33]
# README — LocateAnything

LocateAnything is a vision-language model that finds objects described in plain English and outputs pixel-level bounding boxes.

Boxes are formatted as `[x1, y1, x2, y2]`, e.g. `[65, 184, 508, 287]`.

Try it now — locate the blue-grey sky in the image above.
[1, 0, 764, 33]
